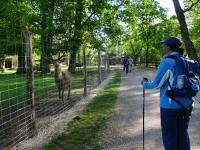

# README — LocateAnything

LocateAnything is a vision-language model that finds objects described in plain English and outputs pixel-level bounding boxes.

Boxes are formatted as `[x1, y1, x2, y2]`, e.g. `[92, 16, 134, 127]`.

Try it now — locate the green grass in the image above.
[43, 72, 121, 150]
[0, 66, 103, 108]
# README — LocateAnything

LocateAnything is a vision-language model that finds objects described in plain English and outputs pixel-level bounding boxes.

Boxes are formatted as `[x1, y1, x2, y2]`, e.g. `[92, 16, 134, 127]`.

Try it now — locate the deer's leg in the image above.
[58, 88, 61, 99]
[58, 83, 61, 99]
[68, 85, 71, 100]
[61, 89, 64, 104]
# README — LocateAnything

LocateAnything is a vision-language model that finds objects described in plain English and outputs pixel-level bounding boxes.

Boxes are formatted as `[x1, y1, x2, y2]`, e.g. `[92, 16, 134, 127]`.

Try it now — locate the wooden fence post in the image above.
[22, 26, 36, 136]
[83, 45, 87, 96]
[98, 49, 101, 84]
[106, 52, 110, 72]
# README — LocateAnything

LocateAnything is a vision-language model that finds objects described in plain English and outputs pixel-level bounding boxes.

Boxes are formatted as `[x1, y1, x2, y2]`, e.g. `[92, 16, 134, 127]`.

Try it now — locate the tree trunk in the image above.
[78, 50, 81, 64]
[145, 43, 149, 67]
[68, 50, 77, 73]
[0, 55, 5, 72]
[83, 45, 87, 96]
[68, 0, 84, 73]
[16, 48, 26, 74]
[40, 28, 53, 74]
[40, 52, 51, 74]
[39, 0, 51, 74]
[66, 52, 70, 66]
[134, 56, 137, 66]
[172, 0, 198, 60]
[106, 53, 110, 72]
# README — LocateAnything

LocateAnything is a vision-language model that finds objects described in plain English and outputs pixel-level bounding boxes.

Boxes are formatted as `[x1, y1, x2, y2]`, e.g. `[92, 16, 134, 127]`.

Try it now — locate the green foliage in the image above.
[1, 0, 199, 67]
[0, 0, 37, 65]
[189, 1, 200, 55]
[119, 0, 182, 63]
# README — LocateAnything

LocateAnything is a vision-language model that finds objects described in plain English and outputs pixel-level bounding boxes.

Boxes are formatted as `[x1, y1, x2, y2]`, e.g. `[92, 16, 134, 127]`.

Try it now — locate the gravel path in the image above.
[101, 69, 200, 150]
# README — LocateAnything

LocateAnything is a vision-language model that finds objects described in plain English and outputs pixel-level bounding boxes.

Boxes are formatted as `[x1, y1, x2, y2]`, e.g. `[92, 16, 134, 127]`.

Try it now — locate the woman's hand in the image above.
[141, 77, 148, 85]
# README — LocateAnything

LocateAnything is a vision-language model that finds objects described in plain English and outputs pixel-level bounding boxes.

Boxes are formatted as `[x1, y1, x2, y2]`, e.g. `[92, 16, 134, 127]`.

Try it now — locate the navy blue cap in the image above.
[160, 36, 182, 47]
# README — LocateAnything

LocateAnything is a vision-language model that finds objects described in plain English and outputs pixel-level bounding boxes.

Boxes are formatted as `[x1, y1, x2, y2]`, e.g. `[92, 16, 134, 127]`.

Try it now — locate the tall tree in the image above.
[121, 0, 167, 66]
[189, 2, 200, 55]
[172, 0, 200, 60]
[39, 0, 55, 74]
[68, 0, 84, 73]
[0, 0, 37, 74]
[66, 0, 120, 73]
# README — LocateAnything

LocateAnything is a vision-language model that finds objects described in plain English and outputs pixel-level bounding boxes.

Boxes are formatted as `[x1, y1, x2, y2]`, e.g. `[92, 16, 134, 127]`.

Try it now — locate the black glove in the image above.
[141, 77, 148, 85]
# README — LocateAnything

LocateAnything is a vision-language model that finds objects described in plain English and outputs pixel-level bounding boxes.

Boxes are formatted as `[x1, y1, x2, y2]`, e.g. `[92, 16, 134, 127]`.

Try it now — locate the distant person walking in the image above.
[123, 56, 129, 74]
[142, 36, 195, 150]
[128, 57, 133, 72]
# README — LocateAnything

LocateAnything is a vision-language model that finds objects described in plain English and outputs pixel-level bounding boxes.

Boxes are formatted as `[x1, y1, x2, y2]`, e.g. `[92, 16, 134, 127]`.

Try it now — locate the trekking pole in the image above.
[142, 69, 147, 150]
[142, 83, 145, 150]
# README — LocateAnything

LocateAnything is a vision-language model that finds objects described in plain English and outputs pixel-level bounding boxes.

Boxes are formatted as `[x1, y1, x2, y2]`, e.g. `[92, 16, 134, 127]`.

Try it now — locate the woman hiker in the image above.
[142, 36, 193, 150]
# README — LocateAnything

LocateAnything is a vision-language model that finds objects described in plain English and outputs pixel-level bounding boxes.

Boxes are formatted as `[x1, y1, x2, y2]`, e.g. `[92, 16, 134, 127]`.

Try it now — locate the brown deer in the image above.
[54, 61, 72, 104]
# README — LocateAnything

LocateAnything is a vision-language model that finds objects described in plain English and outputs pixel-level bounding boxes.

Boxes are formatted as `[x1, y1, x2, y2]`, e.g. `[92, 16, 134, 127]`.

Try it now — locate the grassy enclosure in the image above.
[0, 63, 110, 149]
[0, 66, 105, 108]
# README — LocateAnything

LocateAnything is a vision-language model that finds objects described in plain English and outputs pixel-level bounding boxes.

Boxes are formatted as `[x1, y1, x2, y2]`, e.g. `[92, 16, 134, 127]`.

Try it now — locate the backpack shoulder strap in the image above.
[166, 55, 187, 74]
[166, 55, 178, 60]
[169, 95, 186, 108]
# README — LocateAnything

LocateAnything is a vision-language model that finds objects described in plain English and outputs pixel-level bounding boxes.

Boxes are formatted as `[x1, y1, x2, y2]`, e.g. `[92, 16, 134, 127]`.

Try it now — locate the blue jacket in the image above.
[143, 52, 193, 109]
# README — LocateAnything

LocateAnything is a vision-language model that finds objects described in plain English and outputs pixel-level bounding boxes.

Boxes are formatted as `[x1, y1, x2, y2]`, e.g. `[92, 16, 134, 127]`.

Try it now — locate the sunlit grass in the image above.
[0, 66, 103, 107]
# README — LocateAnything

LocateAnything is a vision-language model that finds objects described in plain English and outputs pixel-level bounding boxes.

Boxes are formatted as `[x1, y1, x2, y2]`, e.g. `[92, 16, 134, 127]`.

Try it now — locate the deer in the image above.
[54, 61, 72, 104]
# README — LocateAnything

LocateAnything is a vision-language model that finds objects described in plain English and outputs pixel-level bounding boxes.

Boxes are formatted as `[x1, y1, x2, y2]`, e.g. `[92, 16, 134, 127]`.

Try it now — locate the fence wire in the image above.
[4, 27, 198, 150]
[0, 28, 111, 149]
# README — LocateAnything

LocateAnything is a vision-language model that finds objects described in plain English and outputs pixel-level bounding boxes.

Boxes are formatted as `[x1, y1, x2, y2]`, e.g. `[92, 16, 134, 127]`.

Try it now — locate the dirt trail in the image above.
[101, 69, 200, 150]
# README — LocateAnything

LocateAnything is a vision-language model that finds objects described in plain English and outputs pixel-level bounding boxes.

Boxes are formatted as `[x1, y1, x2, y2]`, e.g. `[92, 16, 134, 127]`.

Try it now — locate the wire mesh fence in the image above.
[3, 26, 199, 149]
[0, 27, 112, 149]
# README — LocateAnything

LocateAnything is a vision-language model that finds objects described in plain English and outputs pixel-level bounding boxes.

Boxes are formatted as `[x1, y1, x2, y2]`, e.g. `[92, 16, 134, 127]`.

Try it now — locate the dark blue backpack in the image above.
[124, 58, 129, 66]
[166, 55, 200, 99]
